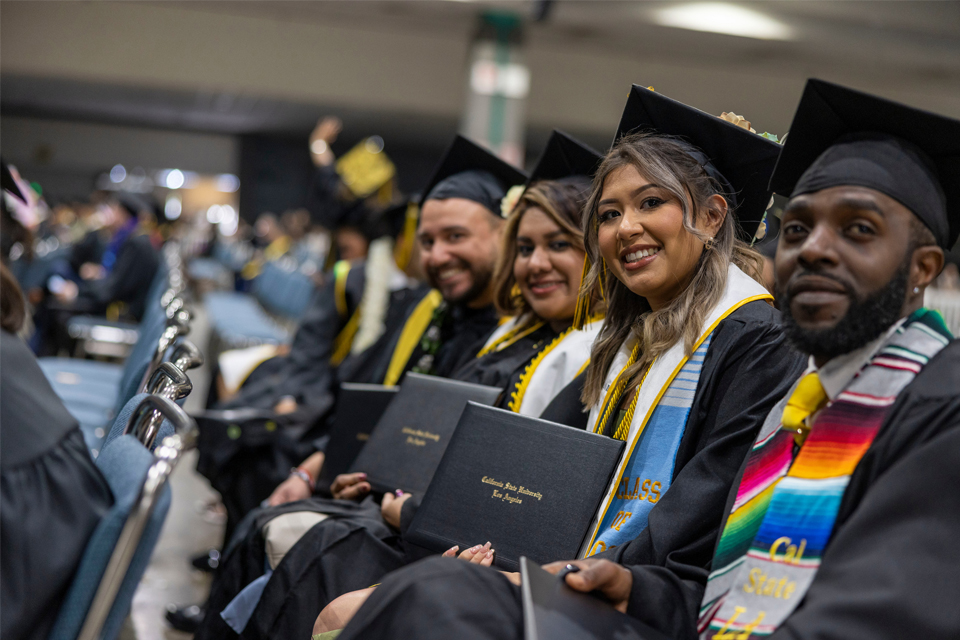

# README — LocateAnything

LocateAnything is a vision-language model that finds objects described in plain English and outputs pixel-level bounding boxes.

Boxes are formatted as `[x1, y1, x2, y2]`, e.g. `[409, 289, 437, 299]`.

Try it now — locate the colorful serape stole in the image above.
[698, 309, 952, 639]
[585, 336, 713, 556]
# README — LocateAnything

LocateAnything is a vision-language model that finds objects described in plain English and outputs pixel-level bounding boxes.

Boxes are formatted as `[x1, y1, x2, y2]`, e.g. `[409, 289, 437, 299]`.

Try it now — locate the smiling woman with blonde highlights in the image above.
[580, 132, 765, 408]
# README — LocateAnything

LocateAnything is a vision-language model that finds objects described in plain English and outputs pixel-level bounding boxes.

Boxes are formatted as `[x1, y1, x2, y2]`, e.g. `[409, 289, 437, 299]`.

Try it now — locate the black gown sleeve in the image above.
[539, 372, 589, 429]
[0, 331, 114, 640]
[79, 235, 159, 320]
[771, 343, 960, 640]
[285, 263, 364, 407]
[597, 303, 805, 639]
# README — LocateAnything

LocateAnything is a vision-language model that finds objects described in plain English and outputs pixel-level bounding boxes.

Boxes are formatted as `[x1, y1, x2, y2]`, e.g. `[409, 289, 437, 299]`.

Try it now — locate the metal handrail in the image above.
[169, 339, 204, 372]
[77, 401, 197, 640]
[127, 386, 194, 450]
[144, 362, 192, 399]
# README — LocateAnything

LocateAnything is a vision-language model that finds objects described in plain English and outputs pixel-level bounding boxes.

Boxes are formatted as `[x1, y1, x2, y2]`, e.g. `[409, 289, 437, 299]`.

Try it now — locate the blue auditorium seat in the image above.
[48, 395, 195, 640]
[39, 263, 171, 451]
[254, 261, 315, 319]
[188, 256, 230, 283]
[47, 433, 172, 640]
[204, 290, 289, 348]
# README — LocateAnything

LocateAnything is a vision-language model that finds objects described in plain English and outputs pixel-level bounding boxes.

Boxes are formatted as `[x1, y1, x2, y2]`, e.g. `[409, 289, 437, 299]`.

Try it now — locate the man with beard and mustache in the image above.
[333, 79, 960, 640]
[187, 135, 527, 640]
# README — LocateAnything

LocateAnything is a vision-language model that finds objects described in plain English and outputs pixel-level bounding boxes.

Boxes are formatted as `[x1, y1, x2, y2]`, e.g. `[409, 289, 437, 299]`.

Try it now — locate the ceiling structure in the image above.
[2, 0, 959, 159]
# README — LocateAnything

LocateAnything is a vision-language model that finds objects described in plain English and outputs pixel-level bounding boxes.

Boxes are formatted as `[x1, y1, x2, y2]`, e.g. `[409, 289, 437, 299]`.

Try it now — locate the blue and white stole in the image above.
[581, 265, 772, 557]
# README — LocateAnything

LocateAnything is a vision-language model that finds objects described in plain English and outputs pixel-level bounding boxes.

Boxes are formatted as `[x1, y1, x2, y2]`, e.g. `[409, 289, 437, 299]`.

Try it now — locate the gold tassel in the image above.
[393, 202, 420, 271]
[572, 254, 593, 330]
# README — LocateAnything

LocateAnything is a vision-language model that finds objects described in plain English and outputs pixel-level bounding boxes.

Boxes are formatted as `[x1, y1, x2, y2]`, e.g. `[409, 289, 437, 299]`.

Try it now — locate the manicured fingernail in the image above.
[359, 473, 367, 478]
[483, 541, 491, 550]
[395, 489, 404, 496]
[470, 544, 482, 553]
[487, 550, 494, 558]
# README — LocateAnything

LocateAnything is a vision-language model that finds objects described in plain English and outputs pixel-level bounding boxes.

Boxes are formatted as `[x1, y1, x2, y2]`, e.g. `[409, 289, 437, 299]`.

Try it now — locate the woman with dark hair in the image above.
[451, 176, 604, 413]
[331, 88, 806, 640]
[0, 263, 113, 640]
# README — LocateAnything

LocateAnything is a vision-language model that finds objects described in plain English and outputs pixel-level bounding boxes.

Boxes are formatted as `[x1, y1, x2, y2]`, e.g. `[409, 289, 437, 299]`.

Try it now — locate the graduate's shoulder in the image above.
[707, 299, 805, 375]
[869, 338, 960, 464]
[712, 298, 791, 349]
[904, 337, 960, 401]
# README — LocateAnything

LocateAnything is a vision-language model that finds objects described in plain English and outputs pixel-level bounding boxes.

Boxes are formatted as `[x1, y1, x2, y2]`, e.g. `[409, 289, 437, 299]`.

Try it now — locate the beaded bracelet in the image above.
[289, 467, 315, 492]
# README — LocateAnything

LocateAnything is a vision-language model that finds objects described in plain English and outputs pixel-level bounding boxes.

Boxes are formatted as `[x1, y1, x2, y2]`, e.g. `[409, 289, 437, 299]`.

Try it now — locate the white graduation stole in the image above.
[580, 265, 772, 557]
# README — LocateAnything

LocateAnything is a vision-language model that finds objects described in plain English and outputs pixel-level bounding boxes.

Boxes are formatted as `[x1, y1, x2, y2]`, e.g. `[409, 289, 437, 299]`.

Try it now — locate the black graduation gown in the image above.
[0, 331, 114, 640]
[78, 233, 159, 321]
[335, 300, 807, 640]
[453, 323, 558, 408]
[643, 337, 960, 640]
[195, 316, 546, 640]
[220, 262, 366, 412]
[356, 301, 502, 386]
[196, 263, 367, 538]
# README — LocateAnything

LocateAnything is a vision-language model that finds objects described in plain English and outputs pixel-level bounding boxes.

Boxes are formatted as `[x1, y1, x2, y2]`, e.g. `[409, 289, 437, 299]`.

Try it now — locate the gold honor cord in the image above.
[583, 292, 774, 556]
[382, 290, 444, 386]
[593, 341, 648, 440]
[475, 320, 546, 358]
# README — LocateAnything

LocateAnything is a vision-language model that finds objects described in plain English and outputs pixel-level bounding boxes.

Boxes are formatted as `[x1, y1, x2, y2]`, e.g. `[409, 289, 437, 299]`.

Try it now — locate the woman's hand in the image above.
[266, 474, 312, 507]
[380, 490, 411, 528]
[330, 472, 371, 501]
[442, 541, 495, 567]
[542, 558, 633, 613]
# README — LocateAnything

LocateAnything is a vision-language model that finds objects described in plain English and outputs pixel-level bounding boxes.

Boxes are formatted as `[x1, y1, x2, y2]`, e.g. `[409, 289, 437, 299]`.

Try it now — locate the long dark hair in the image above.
[1, 263, 26, 334]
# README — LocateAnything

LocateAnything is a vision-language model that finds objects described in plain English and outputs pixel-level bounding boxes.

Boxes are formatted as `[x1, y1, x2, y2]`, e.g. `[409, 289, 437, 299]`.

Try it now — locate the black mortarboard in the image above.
[114, 192, 147, 218]
[770, 78, 960, 249]
[338, 199, 380, 239]
[371, 200, 411, 240]
[614, 84, 781, 239]
[528, 130, 603, 185]
[422, 135, 527, 217]
[1, 160, 26, 203]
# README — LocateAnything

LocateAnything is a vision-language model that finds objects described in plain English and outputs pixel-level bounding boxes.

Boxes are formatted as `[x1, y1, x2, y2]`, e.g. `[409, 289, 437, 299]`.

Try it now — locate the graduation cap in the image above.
[1, 160, 26, 203]
[528, 130, 603, 185]
[614, 84, 782, 239]
[421, 135, 528, 217]
[113, 192, 148, 218]
[371, 198, 421, 271]
[770, 78, 960, 249]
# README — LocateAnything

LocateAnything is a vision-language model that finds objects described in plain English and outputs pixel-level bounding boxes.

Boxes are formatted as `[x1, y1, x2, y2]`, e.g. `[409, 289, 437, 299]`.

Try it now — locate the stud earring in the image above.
[913, 286, 920, 294]
[704, 237, 715, 250]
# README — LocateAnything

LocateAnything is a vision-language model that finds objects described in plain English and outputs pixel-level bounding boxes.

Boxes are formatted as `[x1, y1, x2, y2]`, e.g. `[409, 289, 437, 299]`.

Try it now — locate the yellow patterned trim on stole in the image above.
[507, 314, 603, 413]
[583, 293, 772, 556]
[476, 320, 546, 358]
[382, 290, 444, 386]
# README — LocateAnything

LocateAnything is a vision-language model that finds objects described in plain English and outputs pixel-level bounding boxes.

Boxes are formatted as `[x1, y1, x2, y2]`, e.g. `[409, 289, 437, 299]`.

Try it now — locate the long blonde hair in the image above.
[581, 132, 764, 407]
